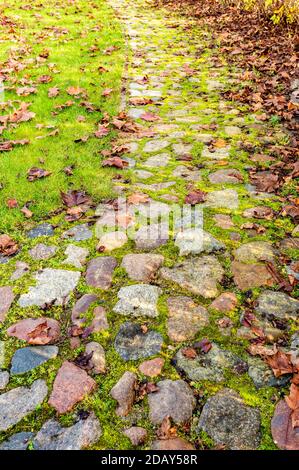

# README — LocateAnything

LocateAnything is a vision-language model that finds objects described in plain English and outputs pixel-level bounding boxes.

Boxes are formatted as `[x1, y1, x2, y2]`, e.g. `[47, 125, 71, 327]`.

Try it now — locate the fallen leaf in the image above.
[27, 167, 51, 181]
[0, 234, 18, 256]
[48, 87, 60, 98]
[156, 416, 177, 440]
[6, 199, 18, 208]
[21, 206, 33, 218]
[140, 112, 160, 122]
[127, 193, 150, 205]
[102, 157, 129, 169]
[102, 88, 113, 96]
[94, 125, 109, 138]
[194, 338, 212, 354]
[181, 347, 197, 359]
[185, 189, 207, 205]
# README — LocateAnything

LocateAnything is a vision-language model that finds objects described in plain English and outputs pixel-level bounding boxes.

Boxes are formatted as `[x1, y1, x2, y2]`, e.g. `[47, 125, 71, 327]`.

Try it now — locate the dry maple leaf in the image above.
[67, 86, 86, 97]
[61, 190, 92, 208]
[0, 234, 18, 256]
[194, 338, 212, 354]
[156, 416, 177, 440]
[6, 199, 18, 208]
[185, 189, 207, 205]
[129, 97, 153, 106]
[48, 87, 60, 98]
[140, 112, 160, 122]
[127, 193, 150, 205]
[102, 88, 113, 97]
[181, 347, 197, 359]
[65, 206, 84, 222]
[94, 125, 109, 138]
[9, 103, 35, 123]
[265, 351, 294, 377]
[27, 167, 51, 181]
[38, 75, 52, 84]
[102, 157, 129, 169]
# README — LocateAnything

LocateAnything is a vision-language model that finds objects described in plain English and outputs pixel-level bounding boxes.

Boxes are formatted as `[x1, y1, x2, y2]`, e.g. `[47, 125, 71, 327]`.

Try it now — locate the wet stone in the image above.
[27, 223, 54, 239]
[121, 253, 164, 281]
[90, 306, 109, 333]
[62, 223, 93, 241]
[0, 371, 9, 390]
[255, 290, 299, 320]
[175, 343, 247, 382]
[248, 357, 291, 389]
[0, 432, 34, 450]
[33, 413, 101, 450]
[113, 284, 162, 318]
[175, 229, 225, 256]
[232, 261, 275, 291]
[234, 241, 276, 263]
[10, 346, 58, 375]
[85, 257, 117, 289]
[115, 322, 163, 361]
[197, 388, 261, 450]
[0, 286, 15, 323]
[143, 139, 170, 153]
[18, 269, 80, 307]
[144, 153, 170, 167]
[160, 256, 224, 298]
[271, 400, 299, 450]
[167, 296, 209, 342]
[10, 261, 29, 281]
[110, 371, 137, 416]
[63, 244, 89, 268]
[29, 243, 57, 260]
[205, 189, 239, 209]
[48, 361, 96, 414]
[134, 223, 169, 250]
[208, 169, 243, 184]
[0, 379, 48, 432]
[148, 379, 196, 424]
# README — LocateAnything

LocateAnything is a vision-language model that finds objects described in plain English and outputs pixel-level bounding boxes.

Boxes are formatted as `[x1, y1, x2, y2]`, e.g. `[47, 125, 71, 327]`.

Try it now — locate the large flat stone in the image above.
[11, 346, 59, 375]
[121, 254, 164, 281]
[115, 322, 163, 361]
[167, 296, 209, 342]
[234, 241, 276, 263]
[255, 290, 299, 320]
[0, 380, 48, 431]
[232, 261, 275, 290]
[148, 379, 195, 424]
[113, 284, 162, 318]
[7, 317, 60, 345]
[85, 257, 117, 289]
[18, 269, 80, 307]
[204, 189, 239, 209]
[175, 229, 225, 256]
[197, 389, 261, 450]
[0, 432, 34, 450]
[160, 256, 224, 298]
[33, 413, 101, 450]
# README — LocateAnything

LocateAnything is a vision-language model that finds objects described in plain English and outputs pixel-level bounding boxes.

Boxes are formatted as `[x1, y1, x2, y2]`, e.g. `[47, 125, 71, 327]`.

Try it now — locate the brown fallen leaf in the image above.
[102, 88, 113, 97]
[181, 347, 197, 359]
[185, 189, 207, 205]
[21, 206, 33, 218]
[129, 97, 153, 106]
[9, 102, 35, 123]
[67, 86, 86, 97]
[38, 75, 52, 84]
[102, 157, 129, 169]
[61, 190, 92, 208]
[6, 199, 18, 209]
[16, 86, 37, 96]
[265, 350, 294, 377]
[27, 167, 51, 182]
[94, 125, 109, 138]
[48, 87, 60, 98]
[194, 338, 212, 354]
[65, 206, 84, 222]
[127, 193, 150, 205]
[285, 384, 299, 429]
[140, 112, 160, 122]
[156, 416, 177, 440]
[0, 234, 18, 256]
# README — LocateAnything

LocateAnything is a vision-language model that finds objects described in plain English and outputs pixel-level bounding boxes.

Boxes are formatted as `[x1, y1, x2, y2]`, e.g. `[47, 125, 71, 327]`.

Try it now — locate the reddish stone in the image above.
[48, 361, 96, 414]
[151, 438, 195, 450]
[7, 318, 60, 345]
[271, 400, 299, 450]
[121, 254, 164, 282]
[85, 257, 117, 289]
[231, 261, 275, 290]
[90, 306, 109, 332]
[110, 371, 137, 417]
[71, 294, 98, 326]
[138, 358, 164, 377]
[0, 287, 14, 323]
[210, 292, 238, 312]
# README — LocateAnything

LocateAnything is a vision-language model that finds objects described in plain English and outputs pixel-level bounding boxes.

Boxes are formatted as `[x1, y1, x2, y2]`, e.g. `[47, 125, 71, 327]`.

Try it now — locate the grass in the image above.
[0, 0, 125, 234]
